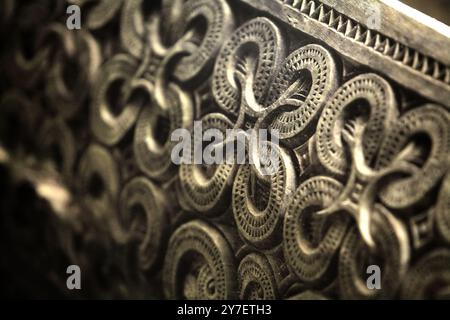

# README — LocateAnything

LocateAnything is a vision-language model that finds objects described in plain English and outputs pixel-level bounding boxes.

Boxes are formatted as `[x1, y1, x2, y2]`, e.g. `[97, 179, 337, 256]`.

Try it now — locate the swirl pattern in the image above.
[90, 54, 146, 145]
[163, 220, 237, 299]
[119, 177, 169, 271]
[338, 206, 409, 299]
[283, 176, 350, 284]
[1, 0, 449, 300]
[173, 0, 235, 83]
[316, 73, 397, 175]
[232, 142, 296, 248]
[376, 104, 450, 209]
[238, 253, 279, 299]
[212, 17, 285, 116]
[134, 83, 194, 181]
[265, 44, 338, 144]
[179, 113, 237, 214]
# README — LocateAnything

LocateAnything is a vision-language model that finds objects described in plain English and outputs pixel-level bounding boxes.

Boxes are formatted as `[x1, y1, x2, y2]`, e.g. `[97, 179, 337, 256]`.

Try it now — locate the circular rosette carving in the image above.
[90, 54, 148, 146]
[283, 177, 350, 284]
[172, 0, 235, 83]
[119, 177, 169, 271]
[263, 44, 338, 145]
[179, 113, 237, 215]
[70, 0, 123, 30]
[78, 144, 119, 220]
[338, 205, 410, 299]
[212, 17, 285, 116]
[376, 104, 450, 209]
[43, 24, 101, 118]
[437, 172, 450, 244]
[238, 253, 279, 300]
[232, 142, 296, 249]
[163, 220, 237, 299]
[316, 73, 397, 175]
[39, 119, 76, 180]
[401, 249, 450, 299]
[134, 83, 194, 181]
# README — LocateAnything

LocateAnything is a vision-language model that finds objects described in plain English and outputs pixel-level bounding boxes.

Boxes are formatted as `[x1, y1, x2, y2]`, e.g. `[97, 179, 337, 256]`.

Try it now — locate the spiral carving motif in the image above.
[90, 54, 146, 145]
[44, 24, 101, 118]
[238, 253, 279, 299]
[264, 44, 338, 144]
[212, 17, 285, 116]
[133, 83, 194, 181]
[376, 104, 450, 209]
[283, 177, 350, 284]
[172, 0, 235, 83]
[338, 206, 409, 299]
[163, 220, 237, 299]
[316, 73, 398, 176]
[1, 0, 449, 300]
[179, 113, 237, 214]
[232, 142, 296, 248]
[119, 177, 169, 271]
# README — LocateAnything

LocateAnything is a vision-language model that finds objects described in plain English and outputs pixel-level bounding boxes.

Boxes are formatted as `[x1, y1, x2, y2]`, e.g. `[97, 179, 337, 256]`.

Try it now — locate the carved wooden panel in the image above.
[0, 0, 449, 299]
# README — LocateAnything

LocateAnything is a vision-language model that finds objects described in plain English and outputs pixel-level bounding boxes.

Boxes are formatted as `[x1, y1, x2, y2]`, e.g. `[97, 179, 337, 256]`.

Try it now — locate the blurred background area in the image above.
[402, 0, 450, 25]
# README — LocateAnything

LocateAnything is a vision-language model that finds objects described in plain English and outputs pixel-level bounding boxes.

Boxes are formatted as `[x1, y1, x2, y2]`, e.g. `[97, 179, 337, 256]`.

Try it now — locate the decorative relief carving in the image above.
[1, 0, 449, 299]
[278, 0, 450, 87]
[163, 220, 237, 299]
[179, 113, 237, 214]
